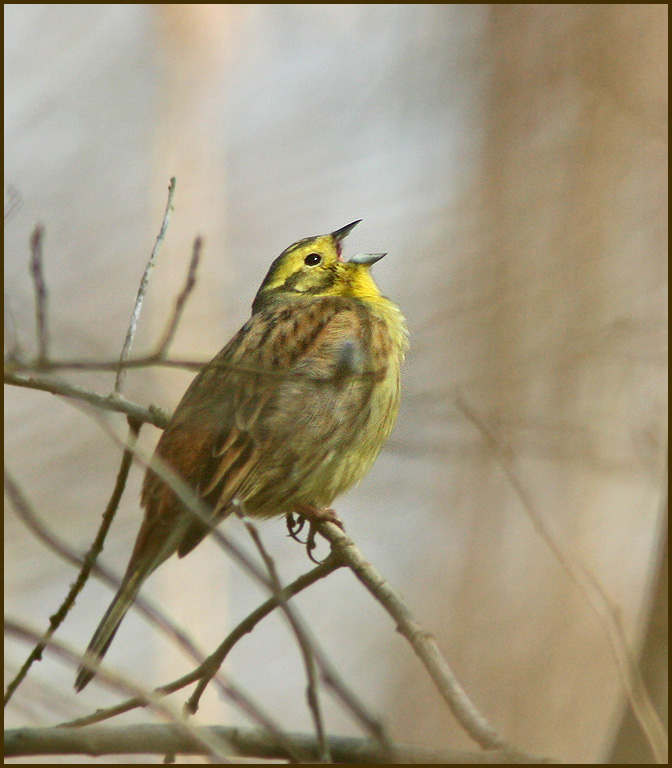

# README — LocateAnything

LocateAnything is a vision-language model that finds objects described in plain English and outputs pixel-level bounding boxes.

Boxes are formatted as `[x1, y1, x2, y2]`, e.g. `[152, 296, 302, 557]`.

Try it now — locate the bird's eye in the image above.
[304, 253, 322, 266]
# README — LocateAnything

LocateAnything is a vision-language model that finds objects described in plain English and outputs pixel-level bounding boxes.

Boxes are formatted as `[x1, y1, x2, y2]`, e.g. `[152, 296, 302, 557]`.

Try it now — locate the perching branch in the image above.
[4, 724, 558, 763]
[6, 355, 204, 374]
[316, 521, 510, 753]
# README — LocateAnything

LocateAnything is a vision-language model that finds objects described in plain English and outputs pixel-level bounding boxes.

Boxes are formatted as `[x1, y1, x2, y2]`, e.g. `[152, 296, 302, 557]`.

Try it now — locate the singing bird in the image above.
[75, 220, 408, 691]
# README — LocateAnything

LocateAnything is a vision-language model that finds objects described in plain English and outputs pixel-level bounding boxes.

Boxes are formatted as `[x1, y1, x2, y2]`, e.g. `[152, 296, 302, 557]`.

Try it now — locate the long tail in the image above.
[74, 568, 147, 692]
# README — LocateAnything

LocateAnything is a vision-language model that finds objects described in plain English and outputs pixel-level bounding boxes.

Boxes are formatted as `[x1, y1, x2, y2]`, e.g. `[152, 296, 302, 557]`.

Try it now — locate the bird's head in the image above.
[252, 220, 386, 313]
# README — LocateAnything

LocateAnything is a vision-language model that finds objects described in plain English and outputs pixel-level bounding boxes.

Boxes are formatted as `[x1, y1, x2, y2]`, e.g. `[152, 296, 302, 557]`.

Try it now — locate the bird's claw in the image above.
[286, 506, 344, 563]
[286, 512, 307, 543]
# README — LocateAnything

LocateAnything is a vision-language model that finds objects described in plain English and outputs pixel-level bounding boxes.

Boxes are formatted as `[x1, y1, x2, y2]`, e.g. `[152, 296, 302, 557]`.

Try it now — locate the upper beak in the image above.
[331, 219, 362, 242]
[347, 252, 386, 266]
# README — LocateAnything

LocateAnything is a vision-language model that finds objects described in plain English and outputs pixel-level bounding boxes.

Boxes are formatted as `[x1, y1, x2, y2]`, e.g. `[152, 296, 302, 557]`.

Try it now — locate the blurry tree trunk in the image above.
[608, 502, 667, 764]
[392, 5, 667, 762]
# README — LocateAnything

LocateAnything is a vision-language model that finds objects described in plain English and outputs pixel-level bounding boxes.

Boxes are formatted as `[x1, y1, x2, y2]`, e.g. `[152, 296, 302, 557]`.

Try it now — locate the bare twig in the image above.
[3, 466, 303, 761]
[4, 371, 170, 428]
[63, 555, 342, 728]
[5, 353, 208, 373]
[4, 422, 140, 705]
[316, 521, 510, 752]
[3, 466, 204, 679]
[239, 513, 331, 762]
[71, 418, 142, 593]
[7, 349, 385, 382]
[115, 177, 176, 393]
[456, 396, 668, 764]
[4, 724, 558, 763]
[5, 619, 233, 763]
[29, 225, 48, 363]
[6, 356, 204, 373]
[155, 236, 202, 357]
[7, 353, 385, 379]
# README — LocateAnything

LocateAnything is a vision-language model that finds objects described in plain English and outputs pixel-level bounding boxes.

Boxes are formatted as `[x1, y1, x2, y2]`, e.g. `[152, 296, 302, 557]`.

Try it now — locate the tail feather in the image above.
[74, 570, 145, 692]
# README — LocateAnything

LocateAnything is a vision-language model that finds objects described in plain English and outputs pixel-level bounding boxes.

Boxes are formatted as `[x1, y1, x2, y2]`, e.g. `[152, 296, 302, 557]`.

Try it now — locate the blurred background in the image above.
[4, 5, 667, 764]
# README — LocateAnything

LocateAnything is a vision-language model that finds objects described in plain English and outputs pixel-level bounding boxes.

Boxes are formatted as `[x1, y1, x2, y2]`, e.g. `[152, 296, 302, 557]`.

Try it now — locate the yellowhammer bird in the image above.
[75, 220, 408, 691]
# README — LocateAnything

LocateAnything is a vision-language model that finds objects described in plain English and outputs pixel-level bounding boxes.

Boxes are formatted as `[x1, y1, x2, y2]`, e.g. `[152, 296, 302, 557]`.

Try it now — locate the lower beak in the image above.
[347, 252, 386, 266]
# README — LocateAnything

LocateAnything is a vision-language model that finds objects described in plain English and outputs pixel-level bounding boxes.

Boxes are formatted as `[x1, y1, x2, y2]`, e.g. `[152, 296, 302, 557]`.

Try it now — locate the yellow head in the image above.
[252, 220, 386, 313]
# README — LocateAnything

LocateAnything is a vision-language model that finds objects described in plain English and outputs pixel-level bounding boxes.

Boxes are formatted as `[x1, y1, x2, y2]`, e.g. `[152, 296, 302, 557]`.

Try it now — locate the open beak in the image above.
[347, 252, 386, 266]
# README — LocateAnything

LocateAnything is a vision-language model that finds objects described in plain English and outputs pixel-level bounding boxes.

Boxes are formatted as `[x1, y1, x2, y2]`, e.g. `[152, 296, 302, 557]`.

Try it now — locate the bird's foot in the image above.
[294, 503, 344, 528]
[286, 504, 344, 563]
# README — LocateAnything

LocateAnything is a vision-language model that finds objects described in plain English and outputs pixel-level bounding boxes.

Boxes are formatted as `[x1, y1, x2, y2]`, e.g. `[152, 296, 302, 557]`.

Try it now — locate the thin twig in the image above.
[155, 236, 202, 357]
[71, 418, 142, 593]
[63, 555, 342, 728]
[3, 466, 303, 762]
[7, 353, 385, 381]
[7, 349, 387, 386]
[455, 396, 669, 764]
[29, 225, 48, 363]
[4, 421, 140, 705]
[316, 521, 510, 752]
[115, 177, 176, 393]
[3, 466, 204, 676]
[6, 355, 205, 373]
[4, 619, 233, 763]
[5, 724, 558, 763]
[240, 513, 331, 762]
[4, 371, 170, 428]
